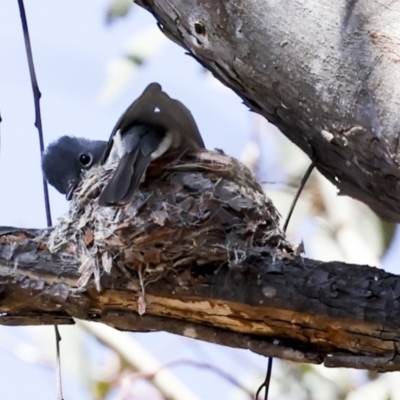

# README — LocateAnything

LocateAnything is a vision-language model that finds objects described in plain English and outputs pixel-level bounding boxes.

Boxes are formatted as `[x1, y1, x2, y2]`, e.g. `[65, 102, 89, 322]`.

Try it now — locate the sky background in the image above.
[1, 1, 400, 399]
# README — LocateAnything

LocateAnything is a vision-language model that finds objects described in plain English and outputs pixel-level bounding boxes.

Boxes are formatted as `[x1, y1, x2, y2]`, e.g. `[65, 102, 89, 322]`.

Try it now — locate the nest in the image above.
[48, 150, 294, 308]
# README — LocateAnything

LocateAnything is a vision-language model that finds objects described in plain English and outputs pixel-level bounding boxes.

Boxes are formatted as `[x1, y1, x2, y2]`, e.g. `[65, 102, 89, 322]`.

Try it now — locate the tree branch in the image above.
[0, 151, 400, 372]
[1, 224, 400, 371]
[136, 0, 400, 222]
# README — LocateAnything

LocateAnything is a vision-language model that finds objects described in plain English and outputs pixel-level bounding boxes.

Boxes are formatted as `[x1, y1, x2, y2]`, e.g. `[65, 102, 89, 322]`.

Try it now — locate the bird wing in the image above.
[100, 83, 204, 165]
[98, 126, 165, 206]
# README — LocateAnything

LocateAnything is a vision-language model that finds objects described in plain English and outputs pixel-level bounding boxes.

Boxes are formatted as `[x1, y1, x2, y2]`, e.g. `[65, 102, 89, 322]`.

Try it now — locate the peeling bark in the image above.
[136, 0, 400, 222]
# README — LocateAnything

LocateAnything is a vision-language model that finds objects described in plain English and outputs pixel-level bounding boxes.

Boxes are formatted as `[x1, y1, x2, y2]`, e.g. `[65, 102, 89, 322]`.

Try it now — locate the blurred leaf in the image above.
[126, 53, 145, 67]
[105, 0, 134, 24]
[379, 219, 396, 253]
[94, 380, 113, 399]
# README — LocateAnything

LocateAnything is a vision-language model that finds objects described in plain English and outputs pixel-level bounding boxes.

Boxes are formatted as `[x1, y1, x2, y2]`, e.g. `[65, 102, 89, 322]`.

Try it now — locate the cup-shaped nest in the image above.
[48, 150, 294, 291]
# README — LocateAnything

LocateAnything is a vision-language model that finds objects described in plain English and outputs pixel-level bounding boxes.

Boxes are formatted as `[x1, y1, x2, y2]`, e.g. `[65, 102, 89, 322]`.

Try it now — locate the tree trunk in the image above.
[137, 0, 400, 222]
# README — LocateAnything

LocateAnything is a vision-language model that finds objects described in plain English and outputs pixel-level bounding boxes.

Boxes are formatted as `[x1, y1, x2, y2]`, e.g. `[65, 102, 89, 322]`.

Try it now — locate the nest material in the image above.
[48, 150, 294, 294]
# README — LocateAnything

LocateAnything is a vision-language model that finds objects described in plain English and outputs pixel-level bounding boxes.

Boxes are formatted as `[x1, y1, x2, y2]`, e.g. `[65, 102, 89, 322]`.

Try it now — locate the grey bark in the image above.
[137, 0, 400, 222]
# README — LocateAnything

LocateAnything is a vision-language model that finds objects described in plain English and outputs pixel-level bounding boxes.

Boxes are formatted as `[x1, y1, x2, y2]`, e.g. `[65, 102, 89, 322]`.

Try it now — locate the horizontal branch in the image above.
[137, 0, 400, 222]
[1, 226, 400, 372]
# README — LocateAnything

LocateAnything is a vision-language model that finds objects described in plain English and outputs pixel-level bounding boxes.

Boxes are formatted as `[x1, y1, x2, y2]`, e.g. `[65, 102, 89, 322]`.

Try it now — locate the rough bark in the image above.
[1, 225, 400, 372]
[136, 0, 400, 222]
[1, 150, 400, 373]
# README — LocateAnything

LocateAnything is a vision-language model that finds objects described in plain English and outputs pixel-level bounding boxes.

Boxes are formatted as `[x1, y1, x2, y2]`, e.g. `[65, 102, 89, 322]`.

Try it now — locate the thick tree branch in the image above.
[1, 151, 400, 372]
[1, 226, 400, 372]
[136, 0, 400, 222]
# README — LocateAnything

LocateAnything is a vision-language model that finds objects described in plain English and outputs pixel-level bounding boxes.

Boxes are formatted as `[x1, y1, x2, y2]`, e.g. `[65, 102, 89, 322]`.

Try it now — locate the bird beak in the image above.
[65, 177, 81, 200]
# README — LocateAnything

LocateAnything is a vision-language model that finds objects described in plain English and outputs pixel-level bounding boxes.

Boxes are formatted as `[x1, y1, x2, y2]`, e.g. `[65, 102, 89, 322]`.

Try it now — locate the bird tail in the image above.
[98, 149, 152, 207]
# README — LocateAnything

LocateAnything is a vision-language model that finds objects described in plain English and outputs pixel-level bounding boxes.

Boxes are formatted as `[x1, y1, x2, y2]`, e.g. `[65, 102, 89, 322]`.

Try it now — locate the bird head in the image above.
[42, 136, 107, 200]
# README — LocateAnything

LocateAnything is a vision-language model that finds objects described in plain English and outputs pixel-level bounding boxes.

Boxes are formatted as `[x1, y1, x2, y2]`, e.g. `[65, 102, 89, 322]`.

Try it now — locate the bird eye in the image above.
[79, 153, 92, 167]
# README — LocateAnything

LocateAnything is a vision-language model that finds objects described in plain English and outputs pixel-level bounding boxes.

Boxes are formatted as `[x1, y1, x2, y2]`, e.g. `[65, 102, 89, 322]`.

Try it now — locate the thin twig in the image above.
[255, 357, 273, 400]
[256, 160, 316, 400]
[54, 326, 63, 400]
[283, 160, 316, 233]
[17, 0, 52, 227]
[17, 2, 63, 400]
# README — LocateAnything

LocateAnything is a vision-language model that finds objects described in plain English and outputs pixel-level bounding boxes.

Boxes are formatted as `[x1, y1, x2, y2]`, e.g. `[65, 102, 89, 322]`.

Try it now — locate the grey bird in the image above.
[42, 136, 107, 200]
[98, 82, 205, 207]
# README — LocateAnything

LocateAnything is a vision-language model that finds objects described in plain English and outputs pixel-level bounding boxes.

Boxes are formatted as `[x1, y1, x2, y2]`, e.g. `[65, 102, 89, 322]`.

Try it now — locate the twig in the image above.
[17, 2, 63, 400]
[255, 357, 273, 400]
[283, 160, 316, 233]
[256, 160, 316, 399]
[54, 325, 63, 400]
[17, 0, 52, 227]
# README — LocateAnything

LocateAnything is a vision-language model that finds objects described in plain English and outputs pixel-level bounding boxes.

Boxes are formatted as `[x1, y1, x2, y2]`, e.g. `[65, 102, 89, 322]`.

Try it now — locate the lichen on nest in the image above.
[48, 149, 294, 297]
